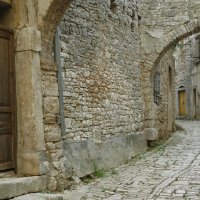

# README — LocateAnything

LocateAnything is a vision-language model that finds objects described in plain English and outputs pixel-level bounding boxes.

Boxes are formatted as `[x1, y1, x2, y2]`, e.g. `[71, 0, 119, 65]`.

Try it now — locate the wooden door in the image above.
[0, 28, 15, 171]
[179, 90, 186, 116]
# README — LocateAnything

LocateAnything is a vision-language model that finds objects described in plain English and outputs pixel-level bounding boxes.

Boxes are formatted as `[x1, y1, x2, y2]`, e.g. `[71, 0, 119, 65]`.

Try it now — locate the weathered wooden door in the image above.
[179, 90, 186, 116]
[0, 27, 15, 171]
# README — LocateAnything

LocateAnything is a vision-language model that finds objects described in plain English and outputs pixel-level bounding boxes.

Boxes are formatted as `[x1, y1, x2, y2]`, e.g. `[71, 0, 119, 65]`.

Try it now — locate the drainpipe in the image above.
[55, 27, 66, 136]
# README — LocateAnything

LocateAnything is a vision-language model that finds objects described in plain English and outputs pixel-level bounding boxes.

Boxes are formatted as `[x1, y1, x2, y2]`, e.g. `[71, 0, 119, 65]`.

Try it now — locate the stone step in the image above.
[13, 194, 63, 200]
[0, 176, 46, 199]
[13, 186, 89, 200]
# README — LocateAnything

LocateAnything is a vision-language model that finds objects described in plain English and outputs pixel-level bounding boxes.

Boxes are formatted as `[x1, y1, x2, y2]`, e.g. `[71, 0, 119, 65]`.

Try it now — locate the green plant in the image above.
[93, 169, 106, 178]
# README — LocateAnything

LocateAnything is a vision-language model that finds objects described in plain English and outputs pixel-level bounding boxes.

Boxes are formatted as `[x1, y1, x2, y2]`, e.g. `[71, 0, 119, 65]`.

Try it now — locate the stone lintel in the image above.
[17, 152, 49, 176]
[15, 27, 41, 52]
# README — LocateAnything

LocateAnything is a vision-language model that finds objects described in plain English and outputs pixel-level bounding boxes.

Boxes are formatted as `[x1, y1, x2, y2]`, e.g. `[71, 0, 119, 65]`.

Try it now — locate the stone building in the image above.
[0, 0, 200, 198]
[174, 34, 200, 120]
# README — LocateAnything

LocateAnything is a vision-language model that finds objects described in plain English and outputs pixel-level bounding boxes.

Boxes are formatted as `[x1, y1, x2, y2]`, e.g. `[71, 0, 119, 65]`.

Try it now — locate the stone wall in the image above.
[140, 0, 200, 56]
[140, 0, 196, 60]
[60, 0, 143, 143]
[39, 0, 200, 190]
[153, 49, 175, 138]
[57, 0, 147, 177]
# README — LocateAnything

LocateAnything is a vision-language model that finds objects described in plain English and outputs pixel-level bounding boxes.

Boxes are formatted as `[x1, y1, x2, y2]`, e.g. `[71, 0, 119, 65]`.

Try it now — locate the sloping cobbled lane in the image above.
[15, 121, 200, 200]
[64, 120, 200, 200]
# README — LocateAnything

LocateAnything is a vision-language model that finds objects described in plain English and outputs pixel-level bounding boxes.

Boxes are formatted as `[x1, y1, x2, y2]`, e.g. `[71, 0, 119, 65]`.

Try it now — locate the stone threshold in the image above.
[0, 175, 47, 199]
[13, 193, 64, 200]
[0, 170, 15, 178]
[12, 185, 89, 200]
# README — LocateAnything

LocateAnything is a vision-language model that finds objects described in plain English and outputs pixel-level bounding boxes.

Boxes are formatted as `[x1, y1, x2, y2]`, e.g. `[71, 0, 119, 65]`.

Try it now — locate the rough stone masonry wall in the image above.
[58, 0, 147, 177]
[59, 0, 144, 142]
[154, 49, 175, 138]
[140, 0, 200, 57]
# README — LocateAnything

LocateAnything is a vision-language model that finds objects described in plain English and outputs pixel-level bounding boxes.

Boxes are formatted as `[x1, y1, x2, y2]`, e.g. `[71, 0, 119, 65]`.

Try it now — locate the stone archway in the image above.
[0, 0, 77, 192]
[40, 0, 74, 64]
[0, 0, 75, 181]
[142, 21, 200, 130]
[39, 0, 75, 191]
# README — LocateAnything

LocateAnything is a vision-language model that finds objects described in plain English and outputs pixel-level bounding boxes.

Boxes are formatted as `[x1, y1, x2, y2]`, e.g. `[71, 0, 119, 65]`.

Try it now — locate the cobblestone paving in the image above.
[65, 120, 200, 200]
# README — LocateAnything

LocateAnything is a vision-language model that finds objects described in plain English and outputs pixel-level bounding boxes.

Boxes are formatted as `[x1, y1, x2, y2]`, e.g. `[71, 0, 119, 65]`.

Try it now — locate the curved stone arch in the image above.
[150, 21, 200, 78]
[40, 0, 74, 63]
[144, 21, 200, 128]
[39, 0, 75, 190]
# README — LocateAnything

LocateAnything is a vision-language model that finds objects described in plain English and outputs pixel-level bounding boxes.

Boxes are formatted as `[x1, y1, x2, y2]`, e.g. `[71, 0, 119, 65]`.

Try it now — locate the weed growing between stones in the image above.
[93, 169, 106, 178]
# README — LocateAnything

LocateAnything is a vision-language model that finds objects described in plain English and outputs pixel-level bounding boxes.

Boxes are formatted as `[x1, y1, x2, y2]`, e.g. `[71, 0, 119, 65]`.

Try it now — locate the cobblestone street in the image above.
[63, 120, 200, 200]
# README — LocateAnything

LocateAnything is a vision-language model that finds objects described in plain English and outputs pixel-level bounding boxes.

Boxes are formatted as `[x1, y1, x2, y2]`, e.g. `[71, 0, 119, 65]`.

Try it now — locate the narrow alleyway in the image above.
[16, 120, 200, 200]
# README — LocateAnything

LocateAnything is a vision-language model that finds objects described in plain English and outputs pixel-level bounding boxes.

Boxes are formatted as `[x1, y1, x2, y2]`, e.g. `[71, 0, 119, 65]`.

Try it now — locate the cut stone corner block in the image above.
[17, 152, 49, 176]
[15, 27, 41, 52]
[145, 128, 158, 141]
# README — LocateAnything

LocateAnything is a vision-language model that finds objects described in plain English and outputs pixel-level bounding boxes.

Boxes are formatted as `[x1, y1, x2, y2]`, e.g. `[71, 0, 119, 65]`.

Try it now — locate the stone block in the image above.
[43, 97, 59, 114]
[17, 152, 46, 176]
[145, 128, 158, 141]
[0, 176, 46, 199]
[45, 126, 62, 142]
[15, 27, 41, 52]
[63, 133, 147, 177]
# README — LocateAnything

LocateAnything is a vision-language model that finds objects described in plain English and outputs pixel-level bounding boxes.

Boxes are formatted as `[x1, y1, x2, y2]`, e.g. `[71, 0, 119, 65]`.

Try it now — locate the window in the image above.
[153, 72, 161, 105]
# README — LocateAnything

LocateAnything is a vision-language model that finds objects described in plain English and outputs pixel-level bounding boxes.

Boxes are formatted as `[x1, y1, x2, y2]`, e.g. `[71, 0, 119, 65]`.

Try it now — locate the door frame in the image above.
[0, 25, 16, 172]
